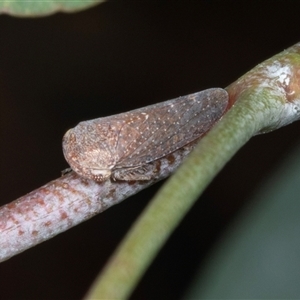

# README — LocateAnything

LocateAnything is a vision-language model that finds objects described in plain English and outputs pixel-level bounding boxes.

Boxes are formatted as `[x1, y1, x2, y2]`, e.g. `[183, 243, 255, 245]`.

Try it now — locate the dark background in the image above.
[1, 1, 300, 299]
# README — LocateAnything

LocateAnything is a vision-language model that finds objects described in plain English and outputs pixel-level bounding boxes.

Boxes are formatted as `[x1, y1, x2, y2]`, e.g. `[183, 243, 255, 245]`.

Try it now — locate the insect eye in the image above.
[93, 174, 103, 182]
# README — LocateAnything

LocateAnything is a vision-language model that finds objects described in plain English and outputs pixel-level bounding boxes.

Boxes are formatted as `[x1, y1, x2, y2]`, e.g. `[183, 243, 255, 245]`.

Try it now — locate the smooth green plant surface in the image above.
[0, 0, 104, 17]
[186, 140, 300, 299]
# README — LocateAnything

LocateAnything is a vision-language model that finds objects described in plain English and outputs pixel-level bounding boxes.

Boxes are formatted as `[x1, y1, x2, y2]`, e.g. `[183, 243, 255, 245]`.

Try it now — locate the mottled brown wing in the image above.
[113, 88, 228, 168]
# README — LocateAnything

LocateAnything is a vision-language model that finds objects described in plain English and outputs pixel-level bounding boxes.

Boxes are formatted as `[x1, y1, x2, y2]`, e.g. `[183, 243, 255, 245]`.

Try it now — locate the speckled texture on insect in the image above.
[62, 88, 228, 182]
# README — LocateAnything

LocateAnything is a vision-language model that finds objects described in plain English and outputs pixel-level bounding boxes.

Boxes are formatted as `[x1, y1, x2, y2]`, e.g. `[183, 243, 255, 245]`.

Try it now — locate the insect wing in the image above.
[114, 88, 228, 167]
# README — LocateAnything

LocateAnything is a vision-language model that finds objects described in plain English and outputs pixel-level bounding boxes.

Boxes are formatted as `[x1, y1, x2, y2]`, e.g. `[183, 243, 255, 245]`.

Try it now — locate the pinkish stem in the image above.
[0, 140, 198, 262]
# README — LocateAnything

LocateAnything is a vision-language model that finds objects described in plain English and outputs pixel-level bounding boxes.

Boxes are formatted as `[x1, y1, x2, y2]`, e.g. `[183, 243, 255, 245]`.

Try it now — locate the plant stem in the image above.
[85, 88, 288, 299]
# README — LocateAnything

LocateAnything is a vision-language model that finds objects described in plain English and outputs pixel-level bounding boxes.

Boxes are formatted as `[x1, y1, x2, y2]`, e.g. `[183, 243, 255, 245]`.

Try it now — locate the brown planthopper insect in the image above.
[62, 88, 229, 182]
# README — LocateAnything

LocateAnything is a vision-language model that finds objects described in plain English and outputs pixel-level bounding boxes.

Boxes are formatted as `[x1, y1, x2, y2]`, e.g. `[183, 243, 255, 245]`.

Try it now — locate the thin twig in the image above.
[0, 141, 198, 262]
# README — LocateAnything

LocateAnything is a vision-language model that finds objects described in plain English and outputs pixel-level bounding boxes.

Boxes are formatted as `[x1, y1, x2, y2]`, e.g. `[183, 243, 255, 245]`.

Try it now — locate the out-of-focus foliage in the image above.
[186, 142, 300, 299]
[0, 0, 105, 17]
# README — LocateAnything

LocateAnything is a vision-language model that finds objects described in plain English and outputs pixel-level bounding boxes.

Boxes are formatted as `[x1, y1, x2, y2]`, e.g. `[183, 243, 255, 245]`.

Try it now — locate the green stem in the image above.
[85, 88, 285, 300]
